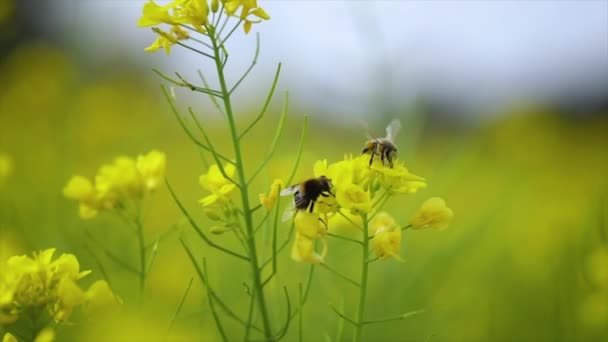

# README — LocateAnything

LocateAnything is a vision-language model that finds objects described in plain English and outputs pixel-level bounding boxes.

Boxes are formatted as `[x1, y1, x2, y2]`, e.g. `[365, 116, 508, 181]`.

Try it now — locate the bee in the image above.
[280, 176, 334, 220]
[361, 119, 401, 167]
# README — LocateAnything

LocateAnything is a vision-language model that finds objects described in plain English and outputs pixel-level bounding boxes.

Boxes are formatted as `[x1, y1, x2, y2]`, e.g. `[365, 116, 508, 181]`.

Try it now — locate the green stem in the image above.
[135, 217, 146, 303]
[208, 25, 273, 340]
[353, 214, 370, 342]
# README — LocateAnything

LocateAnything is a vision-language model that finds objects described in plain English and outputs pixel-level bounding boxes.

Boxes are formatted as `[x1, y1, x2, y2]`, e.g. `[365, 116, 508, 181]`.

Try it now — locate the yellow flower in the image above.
[0, 153, 13, 186]
[370, 212, 402, 260]
[174, 0, 210, 30]
[84, 280, 121, 316]
[95, 156, 143, 204]
[259, 179, 284, 211]
[290, 232, 327, 264]
[34, 328, 55, 342]
[137, 0, 175, 27]
[371, 159, 426, 194]
[2, 333, 17, 342]
[136, 150, 167, 191]
[409, 197, 453, 230]
[53, 278, 85, 322]
[294, 211, 326, 239]
[224, 0, 270, 33]
[336, 183, 371, 213]
[199, 163, 236, 207]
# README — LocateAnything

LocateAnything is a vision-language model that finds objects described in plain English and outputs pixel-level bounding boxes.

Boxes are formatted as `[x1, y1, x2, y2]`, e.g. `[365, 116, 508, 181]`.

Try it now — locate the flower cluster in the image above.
[289, 154, 452, 263]
[198, 163, 242, 234]
[0, 248, 117, 327]
[138, 0, 270, 54]
[63, 150, 166, 219]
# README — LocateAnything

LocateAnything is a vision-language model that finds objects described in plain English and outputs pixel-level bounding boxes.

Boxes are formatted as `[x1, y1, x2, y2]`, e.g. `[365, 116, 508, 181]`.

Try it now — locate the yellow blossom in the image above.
[63, 176, 100, 219]
[137, 0, 175, 27]
[409, 197, 453, 230]
[371, 159, 426, 194]
[2, 333, 17, 342]
[136, 150, 167, 191]
[84, 280, 121, 316]
[370, 212, 402, 260]
[336, 183, 371, 213]
[95, 156, 143, 204]
[224, 0, 270, 33]
[199, 163, 236, 207]
[259, 179, 284, 211]
[34, 328, 55, 342]
[290, 232, 327, 264]
[294, 211, 326, 239]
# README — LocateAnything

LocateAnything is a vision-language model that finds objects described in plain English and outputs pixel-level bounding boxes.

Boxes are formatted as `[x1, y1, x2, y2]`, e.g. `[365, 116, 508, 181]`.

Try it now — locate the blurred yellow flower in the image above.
[291, 232, 327, 264]
[63, 176, 100, 219]
[336, 183, 371, 214]
[409, 197, 453, 230]
[370, 212, 402, 260]
[2, 333, 17, 342]
[295, 210, 326, 239]
[84, 280, 121, 316]
[136, 149, 167, 191]
[0, 248, 118, 325]
[371, 159, 426, 194]
[33, 328, 55, 342]
[199, 163, 236, 207]
[259, 179, 284, 211]
[95, 156, 143, 203]
[0, 153, 13, 186]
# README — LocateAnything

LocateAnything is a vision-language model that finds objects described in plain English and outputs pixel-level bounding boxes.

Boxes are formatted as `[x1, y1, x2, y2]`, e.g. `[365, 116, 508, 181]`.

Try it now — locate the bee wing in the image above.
[357, 119, 376, 140]
[281, 205, 297, 222]
[280, 185, 299, 197]
[385, 119, 402, 142]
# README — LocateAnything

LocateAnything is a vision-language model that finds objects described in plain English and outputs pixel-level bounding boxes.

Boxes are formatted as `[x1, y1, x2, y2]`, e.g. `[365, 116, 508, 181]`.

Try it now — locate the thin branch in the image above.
[239, 63, 282, 139]
[337, 210, 364, 232]
[188, 108, 239, 187]
[167, 179, 248, 261]
[197, 70, 225, 115]
[85, 229, 139, 274]
[362, 309, 425, 325]
[327, 232, 363, 245]
[220, 19, 243, 46]
[260, 222, 294, 270]
[286, 116, 308, 185]
[203, 259, 229, 342]
[175, 40, 216, 59]
[247, 92, 289, 185]
[262, 187, 283, 287]
[329, 303, 360, 327]
[166, 277, 194, 339]
[154, 69, 222, 97]
[160, 85, 233, 164]
[320, 263, 360, 288]
[229, 33, 260, 95]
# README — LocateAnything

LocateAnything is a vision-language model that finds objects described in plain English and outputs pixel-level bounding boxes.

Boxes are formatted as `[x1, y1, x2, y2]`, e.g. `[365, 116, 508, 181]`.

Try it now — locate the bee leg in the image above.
[369, 152, 375, 167]
[308, 201, 315, 213]
[318, 217, 328, 230]
[380, 153, 386, 166]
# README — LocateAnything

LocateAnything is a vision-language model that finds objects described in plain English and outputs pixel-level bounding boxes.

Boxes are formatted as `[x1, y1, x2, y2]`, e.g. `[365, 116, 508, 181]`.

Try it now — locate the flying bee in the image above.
[280, 176, 334, 221]
[361, 119, 401, 167]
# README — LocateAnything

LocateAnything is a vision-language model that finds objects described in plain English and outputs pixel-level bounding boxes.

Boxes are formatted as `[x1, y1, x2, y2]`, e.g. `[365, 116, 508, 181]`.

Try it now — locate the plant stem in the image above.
[135, 216, 146, 303]
[208, 26, 273, 340]
[353, 214, 370, 342]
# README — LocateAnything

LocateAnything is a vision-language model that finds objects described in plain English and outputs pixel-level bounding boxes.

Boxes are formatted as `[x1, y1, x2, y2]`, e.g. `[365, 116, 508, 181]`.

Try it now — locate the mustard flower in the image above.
[136, 149, 167, 191]
[95, 156, 143, 204]
[63, 176, 99, 219]
[291, 232, 328, 264]
[1, 248, 118, 324]
[371, 158, 426, 194]
[409, 197, 453, 230]
[224, 0, 270, 33]
[295, 210, 326, 239]
[199, 163, 236, 207]
[370, 212, 402, 260]
[137, 0, 176, 27]
[336, 183, 371, 214]
[259, 179, 284, 211]
[33, 328, 55, 342]
[2, 334, 16, 342]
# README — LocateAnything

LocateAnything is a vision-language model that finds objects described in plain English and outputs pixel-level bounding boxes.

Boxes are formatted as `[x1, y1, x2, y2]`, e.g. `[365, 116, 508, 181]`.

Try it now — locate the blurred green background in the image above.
[1, 1, 608, 341]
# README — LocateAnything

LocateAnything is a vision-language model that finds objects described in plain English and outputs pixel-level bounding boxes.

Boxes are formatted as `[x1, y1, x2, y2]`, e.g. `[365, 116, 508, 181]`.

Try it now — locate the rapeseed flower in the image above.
[259, 179, 284, 210]
[199, 163, 236, 207]
[64, 150, 166, 219]
[291, 211, 328, 264]
[409, 197, 453, 230]
[370, 212, 402, 260]
[0, 248, 118, 325]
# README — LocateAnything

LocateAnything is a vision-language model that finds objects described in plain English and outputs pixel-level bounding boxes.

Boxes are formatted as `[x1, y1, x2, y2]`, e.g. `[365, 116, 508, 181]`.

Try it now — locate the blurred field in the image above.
[1, 42, 608, 342]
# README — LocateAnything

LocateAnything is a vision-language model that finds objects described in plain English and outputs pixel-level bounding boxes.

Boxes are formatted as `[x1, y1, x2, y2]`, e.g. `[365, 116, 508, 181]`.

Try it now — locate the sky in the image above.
[42, 0, 608, 120]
